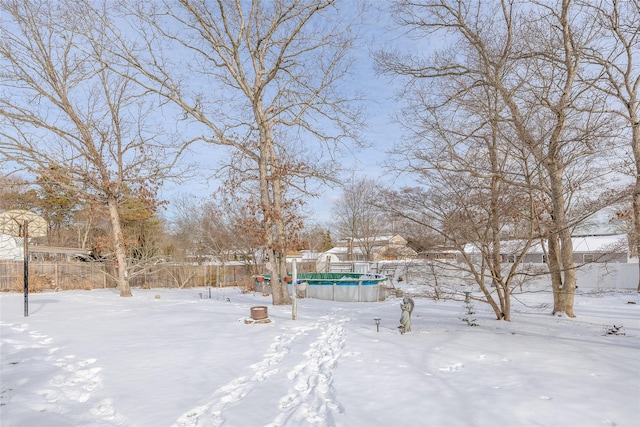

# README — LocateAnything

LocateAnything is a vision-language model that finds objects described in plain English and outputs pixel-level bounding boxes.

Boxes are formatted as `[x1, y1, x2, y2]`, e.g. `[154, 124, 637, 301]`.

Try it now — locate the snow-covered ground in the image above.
[1, 285, 639, 427]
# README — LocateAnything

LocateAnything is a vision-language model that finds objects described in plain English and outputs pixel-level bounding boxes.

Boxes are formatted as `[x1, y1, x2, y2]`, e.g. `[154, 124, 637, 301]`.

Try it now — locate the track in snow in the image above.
[0, 321, 127, 426]
[267, 314, 348, 427]
[172, 311, 349, 427]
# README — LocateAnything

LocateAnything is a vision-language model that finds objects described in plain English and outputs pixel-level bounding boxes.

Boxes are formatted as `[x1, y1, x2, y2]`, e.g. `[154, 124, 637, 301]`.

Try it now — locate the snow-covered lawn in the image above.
[1, 286, 639, 427]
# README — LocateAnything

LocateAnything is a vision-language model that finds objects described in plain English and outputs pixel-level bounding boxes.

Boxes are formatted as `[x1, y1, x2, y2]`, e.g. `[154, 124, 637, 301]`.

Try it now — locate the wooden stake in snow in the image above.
[292, 259, 297, 320]
[23, 220, 28, 317]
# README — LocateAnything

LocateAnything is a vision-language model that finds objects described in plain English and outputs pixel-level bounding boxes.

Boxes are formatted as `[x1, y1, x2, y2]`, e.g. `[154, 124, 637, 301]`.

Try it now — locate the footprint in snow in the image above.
[3, 323, 115, 424]
[271, 315, 348, 427]
[171, 322, 320, 427]
[439, 363, 464, 372]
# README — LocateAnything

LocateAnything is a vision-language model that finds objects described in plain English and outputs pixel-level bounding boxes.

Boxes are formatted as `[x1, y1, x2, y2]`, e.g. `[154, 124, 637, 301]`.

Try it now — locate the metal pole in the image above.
[292, 259, 297, 320]
[23, 220, 29, 317]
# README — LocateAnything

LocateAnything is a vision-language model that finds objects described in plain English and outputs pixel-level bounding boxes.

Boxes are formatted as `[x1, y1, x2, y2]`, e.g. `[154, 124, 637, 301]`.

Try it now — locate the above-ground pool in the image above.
[254, 272, 388, 302]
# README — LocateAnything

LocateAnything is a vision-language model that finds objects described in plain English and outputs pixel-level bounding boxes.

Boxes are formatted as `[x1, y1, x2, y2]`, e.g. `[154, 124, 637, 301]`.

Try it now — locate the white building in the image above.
[462, 234, 630, 264]
[0, 234, 23, 261]
[316, 235, 418, 271]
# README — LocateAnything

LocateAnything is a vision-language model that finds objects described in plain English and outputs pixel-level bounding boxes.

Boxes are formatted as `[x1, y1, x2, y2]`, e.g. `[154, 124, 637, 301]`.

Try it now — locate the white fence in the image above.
[526, 262, 639, 290]
[336, 259, 640, 291]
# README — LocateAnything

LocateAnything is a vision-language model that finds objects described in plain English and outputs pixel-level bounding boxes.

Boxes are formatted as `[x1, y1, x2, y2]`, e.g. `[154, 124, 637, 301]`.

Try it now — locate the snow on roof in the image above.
[463, 234, 628, 255]
[334, 235, 406, 246]
[571, 234, 627, 253]
[325, 246, 350, 255]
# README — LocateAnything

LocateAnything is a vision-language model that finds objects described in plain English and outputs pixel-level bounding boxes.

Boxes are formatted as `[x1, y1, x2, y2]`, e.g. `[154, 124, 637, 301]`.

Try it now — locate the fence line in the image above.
[0, 260, 319, 292]
[2, 259, 635, 293]
[522, 262, 639, 290]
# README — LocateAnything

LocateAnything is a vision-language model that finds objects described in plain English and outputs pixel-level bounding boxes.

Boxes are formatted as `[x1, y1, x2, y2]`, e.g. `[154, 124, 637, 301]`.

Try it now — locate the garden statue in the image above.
[398, 297, 414, 334]
[403, 297, 415, 315]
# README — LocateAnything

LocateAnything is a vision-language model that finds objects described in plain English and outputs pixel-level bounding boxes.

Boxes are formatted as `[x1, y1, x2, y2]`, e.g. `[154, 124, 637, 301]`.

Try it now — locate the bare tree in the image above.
[298, 223, 333, 252]
[72, 195, 110, 251]
[165, 264, 197, 289]
[580, 0, 640, 291]
[0, 174, 32, 212]
[371, 60, 544, 320]
[171, 192, 262, 267]
[377, 0, 615, 317]
[0, 0, 188, 296]
[332, 175, 387, 261]
[110, 0, 365, 304]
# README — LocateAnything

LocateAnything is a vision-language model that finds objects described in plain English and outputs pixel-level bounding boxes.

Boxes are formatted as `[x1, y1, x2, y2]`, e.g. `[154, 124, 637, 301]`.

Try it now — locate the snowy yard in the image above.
[1, 286, 639, 427]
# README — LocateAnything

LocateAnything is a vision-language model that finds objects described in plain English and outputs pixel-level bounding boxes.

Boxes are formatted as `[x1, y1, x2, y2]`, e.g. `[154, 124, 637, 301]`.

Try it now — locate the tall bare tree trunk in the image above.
[107, 196, 131, 297]
[257, 112, 291, 305]
[545, 1, 579, 317]
[489, 117, 507, 320]
[547, 230, 563, 312]
[548, 166, 576, 317]
[272, 174, 292, 306]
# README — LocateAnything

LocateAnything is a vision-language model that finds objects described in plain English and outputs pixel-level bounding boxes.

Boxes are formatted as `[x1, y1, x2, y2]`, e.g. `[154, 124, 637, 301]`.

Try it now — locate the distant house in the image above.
[462, 234, 630, 264]
[283, 250, 325, 273]
[285, 250, 303, 263]
[417, 246, 458, 261]
[320, 235, 418, 263]
[551, 235, 628, 264]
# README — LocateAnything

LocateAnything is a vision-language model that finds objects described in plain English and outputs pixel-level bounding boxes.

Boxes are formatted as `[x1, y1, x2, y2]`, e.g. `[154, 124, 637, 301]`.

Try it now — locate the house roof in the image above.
[573, 235, 628, 253]
[323, 237, 417, 258]
[463, 234, 628, 255]
[334, 235, 407, 247]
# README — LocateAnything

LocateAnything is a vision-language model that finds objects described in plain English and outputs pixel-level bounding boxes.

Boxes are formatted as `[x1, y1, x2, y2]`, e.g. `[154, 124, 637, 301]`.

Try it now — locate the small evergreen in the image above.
[461, 299, 478, 327]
